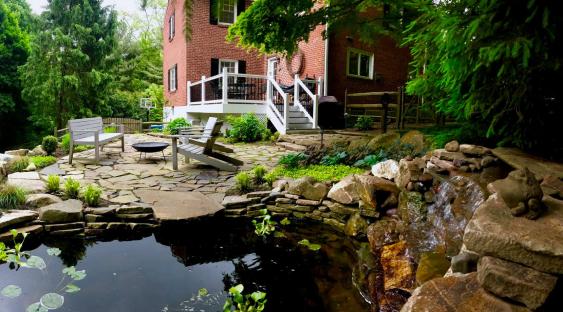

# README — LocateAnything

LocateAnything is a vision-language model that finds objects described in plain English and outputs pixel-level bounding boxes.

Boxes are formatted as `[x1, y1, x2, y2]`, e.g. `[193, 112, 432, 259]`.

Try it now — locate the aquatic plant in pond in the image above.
[252, 212, 277, 237]
[223, 284, 267, 312]
[0, 231, 86, 312]
[298, 239, 321, 251]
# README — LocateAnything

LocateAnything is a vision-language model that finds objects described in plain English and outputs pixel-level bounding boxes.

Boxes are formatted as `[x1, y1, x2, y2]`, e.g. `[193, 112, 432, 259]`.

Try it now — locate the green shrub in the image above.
[264, 172, 276, 187]
[45, 175, 61, 193]
[8, 157, 30, 173]
[165, 118, 191, 135]
[270, 131, 280, 142]
[0, 184, 27, 209]
[64, 177, 81, 199]
[30, 156, 57, 169]
[320, 151, 347, 166]
[278, 153, 308, 169]
[355, 116, 374, 131]
[226, 113, 269, 143]
[268, 164, 363, 182]
[61, 134, 92, 154]
[41, 136, 58, 155]
[354, 150, 388, 168]
[253, 165, 267, 184]
[235, 171, 252, 193]
[104, 126, 118, 133]
[82, 184, 102, 207]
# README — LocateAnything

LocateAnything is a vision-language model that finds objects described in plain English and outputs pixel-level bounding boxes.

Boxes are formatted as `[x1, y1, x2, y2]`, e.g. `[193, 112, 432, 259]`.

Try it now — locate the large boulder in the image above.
[401, 273, 530, 312]
[28, 145, 47, 157]
[328, 174, 399, 209]
[444, 140, 460, 152]
[287, 177, 328, 201]
[38, 199, 83, 224]
[366, 132, 400, 151]
[477, 256, 557, 310]
[367, 218, 401, 250]
[396, 158, 426, 189]
[25, 194, 63, 209]
[5, 149, 29, 157]
[7, 172, 45, 193]
[0, 210, 38, 231]
[460, 144, 490, 156]
[380, 241, 415, 291]
[371, 159, 400, 181]
[415, 251, 450, 285]
[400, 130, 426, 154]
[327, 175, 360, 205]
[464, 194, 563, 274]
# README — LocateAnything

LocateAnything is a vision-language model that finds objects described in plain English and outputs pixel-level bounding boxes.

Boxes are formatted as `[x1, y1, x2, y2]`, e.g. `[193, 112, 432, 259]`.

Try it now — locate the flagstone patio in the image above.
[39, 134, 289, 206]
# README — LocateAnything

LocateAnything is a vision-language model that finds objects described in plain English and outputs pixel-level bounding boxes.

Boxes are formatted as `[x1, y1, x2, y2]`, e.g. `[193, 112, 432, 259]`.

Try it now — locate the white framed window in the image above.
[168, 65, 177, 92]
[347, 48, 374, 79]
[219, 59, 238, 74]
[218, 0, 237, 25]
[169, 12, 175, 40]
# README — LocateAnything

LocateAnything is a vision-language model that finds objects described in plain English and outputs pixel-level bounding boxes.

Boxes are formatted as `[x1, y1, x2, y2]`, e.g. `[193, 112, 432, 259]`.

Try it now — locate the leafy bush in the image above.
[45, 175, 60, 193]
[354, 150, 388, 168]
[30, 156, 57, 169]
[0, 184, 27, 209]
[61, 134, 92, 154]
[8, 157, 29, 173]
[355, 116, 374, 131]
[223, 284, 267, 312]
[82, 184, 102, 207]
[320, 151, 347, 166]
[270, 131, 280, 142]
[268, 164, 363, 182]
[252, 165, 267, 184]
[226, 113, 269, 143]
[165, 118, 191, 135]
[278, 153, 308, 169]
[104, 126, 117, 133]
[235, 172, 252, 193]
[41, 136, 58, 155]
[64, 177, 81, 199]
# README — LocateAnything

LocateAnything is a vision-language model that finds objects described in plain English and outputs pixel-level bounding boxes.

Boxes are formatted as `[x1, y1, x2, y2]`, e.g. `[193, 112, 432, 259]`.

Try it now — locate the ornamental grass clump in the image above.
[64, 178, 81, 199]
[30, 156, 57, 169]
[235, 172, 252, 193]
[82, 184, 102, 207]
[0, 184, 27, 209]
[252, 165, 267, 185]
[8, 157, 29, 173]
[45, 175, 60, 193]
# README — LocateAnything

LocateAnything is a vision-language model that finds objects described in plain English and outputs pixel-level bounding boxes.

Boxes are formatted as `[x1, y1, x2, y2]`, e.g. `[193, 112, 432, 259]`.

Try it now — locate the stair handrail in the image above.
[267, 77, 288, 128]
[294, 75, 318, 128]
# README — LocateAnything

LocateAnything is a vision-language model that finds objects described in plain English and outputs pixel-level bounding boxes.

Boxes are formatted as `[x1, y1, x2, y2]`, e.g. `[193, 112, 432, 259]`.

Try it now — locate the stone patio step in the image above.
[134, 190, 224, 222]
[492, 147, 563, 179]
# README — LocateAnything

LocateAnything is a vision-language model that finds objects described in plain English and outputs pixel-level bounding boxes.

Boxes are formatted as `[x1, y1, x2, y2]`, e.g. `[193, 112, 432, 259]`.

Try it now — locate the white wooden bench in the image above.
[68, 117, 124, 164]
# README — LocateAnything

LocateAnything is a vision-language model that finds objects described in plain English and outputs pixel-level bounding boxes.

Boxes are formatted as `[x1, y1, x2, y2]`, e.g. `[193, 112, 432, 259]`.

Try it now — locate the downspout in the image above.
[323, 22, 329, 96]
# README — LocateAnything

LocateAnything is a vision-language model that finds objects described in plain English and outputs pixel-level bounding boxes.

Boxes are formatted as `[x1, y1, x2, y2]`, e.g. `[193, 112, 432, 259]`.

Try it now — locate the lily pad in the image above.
[198, 288, 208, 297]
[26, 302, 49, 312]
[27, 256, 47, 270]
[47, 248, 61, 256]
[298, 239, 321, 251]
[1, 285, 22, 298]
[65, 284, 81, 293]
[40, 293, 64, 310]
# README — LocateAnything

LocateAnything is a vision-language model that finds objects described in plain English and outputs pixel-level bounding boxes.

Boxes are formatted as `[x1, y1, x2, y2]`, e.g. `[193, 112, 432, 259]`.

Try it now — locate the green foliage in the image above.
[30, 156, 57, 169]
[223, 284, 267, 312]
[41, 136, 58, 155]
[45, 175, 60, 193]
[8, 156, 29, 173]
[104, 126, 117, 133]
[252, 165, 267, 185]
[354, 116, 374, 131]
[280, 217, 291, 226]
[63, 177, 80, 199]
[82, 184, 102, 207]
[235, 172, 252, 193]
[278, 152, 308, 169]
[297, 239, 321, 251]
[165, 118, 191, 135]
[268, 165, 363, 182]
[252, 212, 277, 237]
[0, 184, 27, 209]
[419, 124, 491, 149]
[226, 114, 269, 143]
[60, 134, 91, 154]
[270, 131, 280, 142]
[354, 151, 387, 168]
[264, 172, 276, 188]
[320, 151, 347, 166]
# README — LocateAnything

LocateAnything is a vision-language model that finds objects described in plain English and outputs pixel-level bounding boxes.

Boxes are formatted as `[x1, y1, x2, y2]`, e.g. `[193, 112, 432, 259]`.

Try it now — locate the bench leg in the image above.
[95, 145, 100, 164]
[121, 136, 125, 152]
[69, 145, 74, 164]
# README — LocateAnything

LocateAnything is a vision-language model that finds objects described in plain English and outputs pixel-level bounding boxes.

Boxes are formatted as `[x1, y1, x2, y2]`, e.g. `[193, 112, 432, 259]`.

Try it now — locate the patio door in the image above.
[267, 57, 278, 80]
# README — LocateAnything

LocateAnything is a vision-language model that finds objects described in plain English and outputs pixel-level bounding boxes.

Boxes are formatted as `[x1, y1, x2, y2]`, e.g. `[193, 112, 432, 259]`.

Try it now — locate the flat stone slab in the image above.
[492, 147, 563, 179]
[0, 224, 43, 242]
[134, 190, 224, 221]
[38, 199, 84, 224]
[464, 194, 563, 274]
[7, 172, 45, 193]
[401, 273, 530, 312]
[0, 210, 38, 231]
[40, 163, 65, 176]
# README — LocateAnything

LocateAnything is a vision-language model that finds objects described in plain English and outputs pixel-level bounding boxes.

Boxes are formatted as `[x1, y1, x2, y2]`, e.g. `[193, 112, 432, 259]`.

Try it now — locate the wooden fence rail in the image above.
[103, 118, 142, 134]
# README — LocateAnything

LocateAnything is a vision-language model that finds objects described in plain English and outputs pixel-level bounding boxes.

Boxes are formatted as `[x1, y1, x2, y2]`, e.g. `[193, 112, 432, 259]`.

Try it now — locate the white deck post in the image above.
[222, 67, 228, 105]
[187, 81, 191, 105]
[294, 74, 300, 106]
[283, 94, 289, 129]
[201, 75, 206, 104]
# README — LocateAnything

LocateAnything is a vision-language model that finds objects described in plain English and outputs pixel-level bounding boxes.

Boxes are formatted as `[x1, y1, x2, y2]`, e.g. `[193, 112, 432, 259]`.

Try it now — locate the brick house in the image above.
[163, 0, 410, 133]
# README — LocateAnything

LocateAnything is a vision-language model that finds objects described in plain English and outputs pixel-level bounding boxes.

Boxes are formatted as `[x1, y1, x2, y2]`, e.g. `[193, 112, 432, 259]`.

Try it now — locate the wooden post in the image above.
[222, 67, 228, 105]
[201, 75, 206, 104]
[172, 136, 178, 170]
[283, 94, 289, 130]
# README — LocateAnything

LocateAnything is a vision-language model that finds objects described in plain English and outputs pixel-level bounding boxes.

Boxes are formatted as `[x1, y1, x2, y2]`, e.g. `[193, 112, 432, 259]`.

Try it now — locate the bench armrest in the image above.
[69, 130, 100, 142]
[105, 123, 124, 134]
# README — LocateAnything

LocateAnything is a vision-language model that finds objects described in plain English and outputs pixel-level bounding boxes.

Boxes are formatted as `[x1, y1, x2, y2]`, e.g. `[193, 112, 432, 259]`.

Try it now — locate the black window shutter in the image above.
[167, 68, 171, 91]
[238, 60, 246, 74]
[174, 65, 178, 90]
[211, 58, 219, 76]
[210, 0, 218, 25]
[237, 0, 245, 16]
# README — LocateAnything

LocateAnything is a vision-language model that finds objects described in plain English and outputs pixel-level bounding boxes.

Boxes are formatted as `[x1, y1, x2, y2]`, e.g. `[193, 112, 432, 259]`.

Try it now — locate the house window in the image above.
[219, 59, 238, 74]
[218, 0, 237, 25]
[347, 49, 374, 79]
[169, 12, 175, 40]
[168, 65, 177, 92]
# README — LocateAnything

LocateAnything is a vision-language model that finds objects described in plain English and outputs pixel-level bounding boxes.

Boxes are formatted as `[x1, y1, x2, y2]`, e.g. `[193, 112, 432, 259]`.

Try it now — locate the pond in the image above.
[1, 219, 369, 312]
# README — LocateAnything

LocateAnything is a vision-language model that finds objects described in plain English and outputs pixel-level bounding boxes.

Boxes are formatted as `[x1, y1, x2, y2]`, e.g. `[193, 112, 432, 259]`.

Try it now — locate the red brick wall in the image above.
[163, 0, 188, 107]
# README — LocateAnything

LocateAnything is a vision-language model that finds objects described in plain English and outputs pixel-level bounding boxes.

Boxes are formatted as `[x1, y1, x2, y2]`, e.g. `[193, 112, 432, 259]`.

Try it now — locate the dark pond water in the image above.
[0, 219, 369, 312]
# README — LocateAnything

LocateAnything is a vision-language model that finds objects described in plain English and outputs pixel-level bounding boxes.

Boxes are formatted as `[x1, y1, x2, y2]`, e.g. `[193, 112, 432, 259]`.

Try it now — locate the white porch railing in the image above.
[186, 68, 321, 134]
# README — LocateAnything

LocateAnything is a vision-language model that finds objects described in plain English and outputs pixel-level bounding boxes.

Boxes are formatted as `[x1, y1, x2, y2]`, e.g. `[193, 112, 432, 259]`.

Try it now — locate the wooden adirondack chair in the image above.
[174, 120, 243, 171]
[178, 117, 233, 154]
